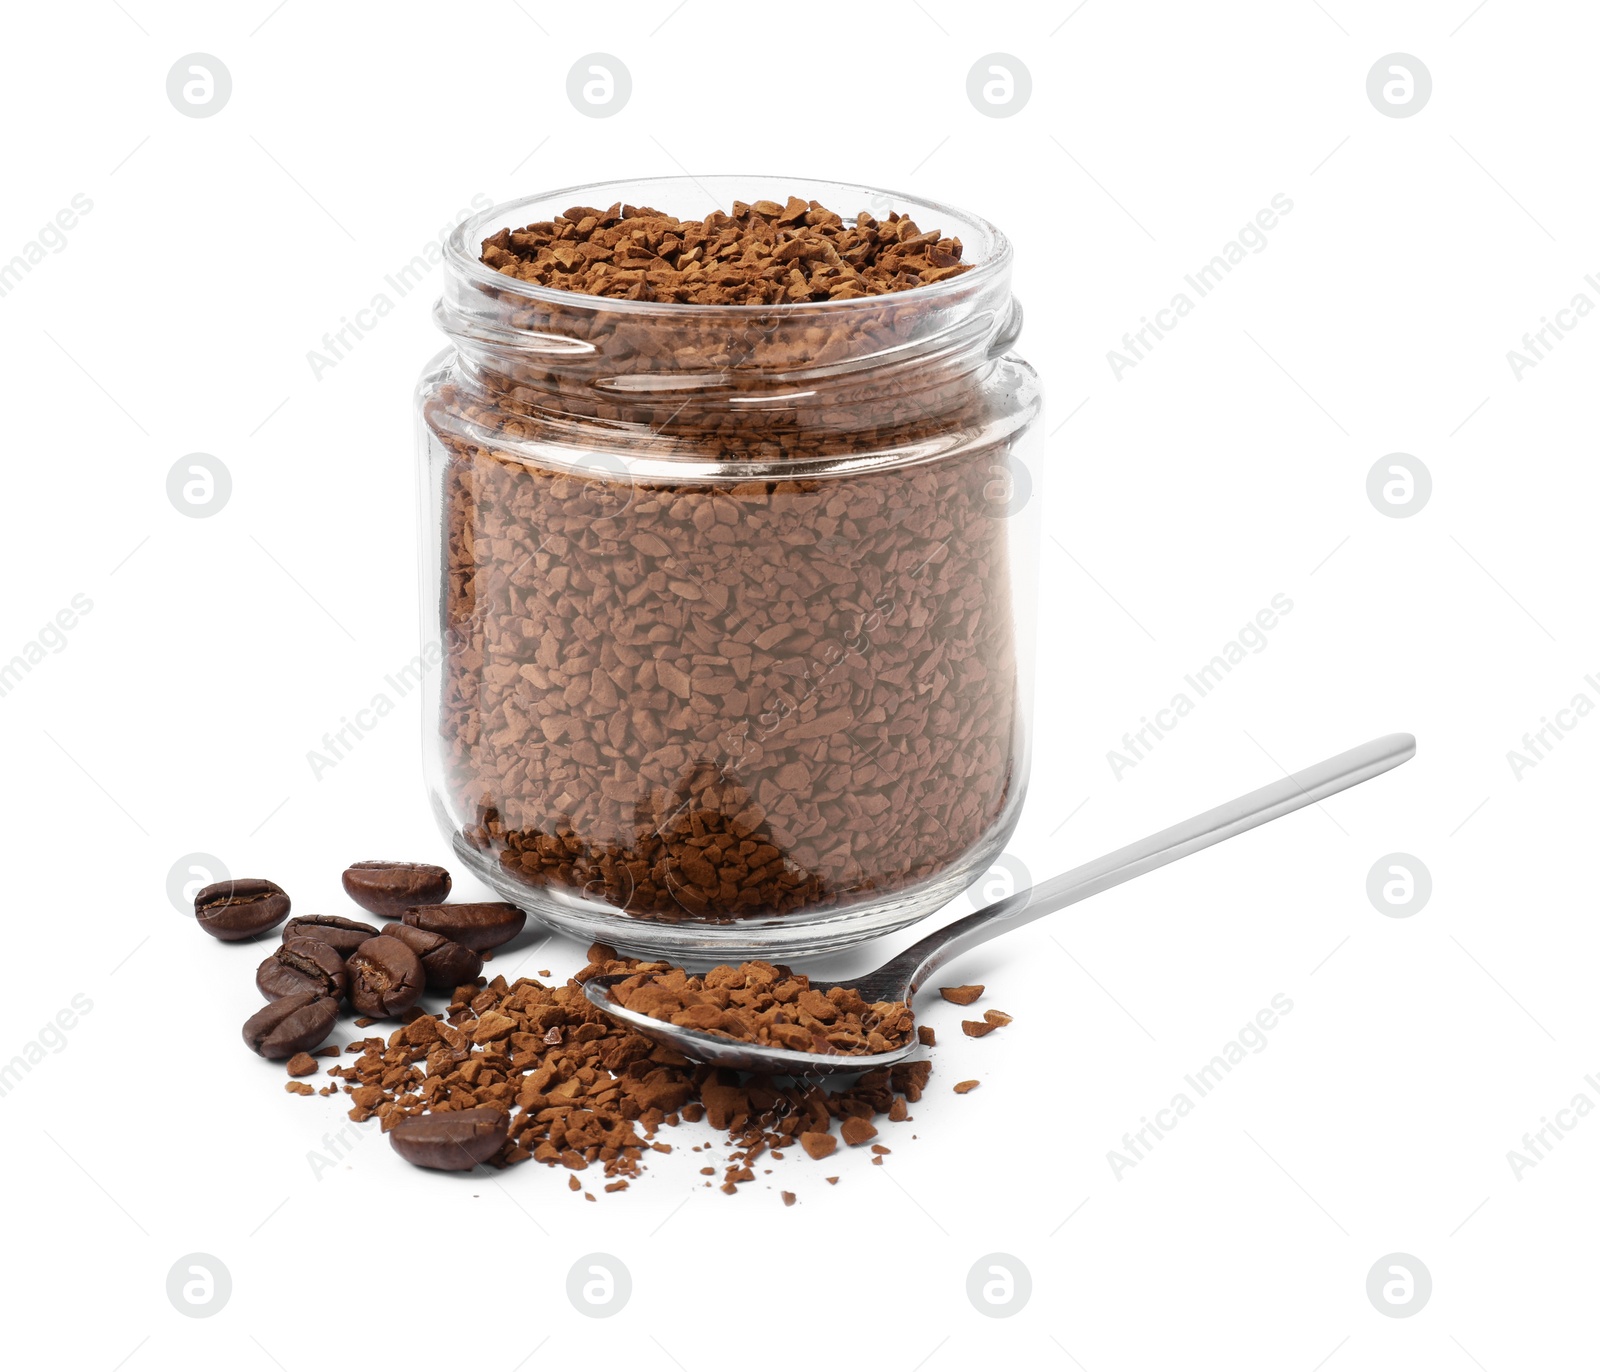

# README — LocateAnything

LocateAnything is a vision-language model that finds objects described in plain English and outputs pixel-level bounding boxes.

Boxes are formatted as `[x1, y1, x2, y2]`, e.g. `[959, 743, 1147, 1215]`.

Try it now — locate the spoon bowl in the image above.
[581, 972, 917, 1077]
[584, 733, 1416, 1077]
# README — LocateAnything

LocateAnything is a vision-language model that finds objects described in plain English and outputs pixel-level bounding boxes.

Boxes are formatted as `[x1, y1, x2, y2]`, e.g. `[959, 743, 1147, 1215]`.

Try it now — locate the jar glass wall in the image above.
[416, 177, 1041, 957]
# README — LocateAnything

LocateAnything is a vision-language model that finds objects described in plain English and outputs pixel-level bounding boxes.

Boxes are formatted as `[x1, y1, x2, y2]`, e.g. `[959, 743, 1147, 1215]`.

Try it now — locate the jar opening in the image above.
[432, 177, 1022, 446]
[444, 175, 1011, 317]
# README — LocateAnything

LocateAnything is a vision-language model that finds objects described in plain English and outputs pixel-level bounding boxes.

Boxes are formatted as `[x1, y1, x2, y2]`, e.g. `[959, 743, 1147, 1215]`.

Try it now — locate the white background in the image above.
[1, 1, 1594, 1366]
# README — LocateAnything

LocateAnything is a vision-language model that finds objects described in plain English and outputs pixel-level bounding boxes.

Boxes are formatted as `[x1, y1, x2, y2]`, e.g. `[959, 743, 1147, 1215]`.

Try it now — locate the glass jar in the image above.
[416, 177, 1041, 958]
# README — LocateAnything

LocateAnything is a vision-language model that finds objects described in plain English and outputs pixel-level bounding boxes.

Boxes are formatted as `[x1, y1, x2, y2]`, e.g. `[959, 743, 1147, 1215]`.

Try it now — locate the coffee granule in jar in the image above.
[423, 184, 1040, 948]
[479, 196, 973, 304]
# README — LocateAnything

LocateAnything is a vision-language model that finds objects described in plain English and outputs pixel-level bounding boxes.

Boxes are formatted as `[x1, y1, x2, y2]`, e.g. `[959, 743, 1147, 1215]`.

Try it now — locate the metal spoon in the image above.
[584, 732, 1415, 1076]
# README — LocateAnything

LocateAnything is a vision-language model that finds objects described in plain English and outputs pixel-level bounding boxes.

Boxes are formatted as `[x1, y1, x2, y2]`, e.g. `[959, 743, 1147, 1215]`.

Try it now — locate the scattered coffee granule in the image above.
[826, 1176, 839, 1185]
[800, 1132, 837, 1161]
[285, 1052, 318, 1077]
[481, 197, 973, 306]
[324, 943, 931, 1197]
[939, 985, 984, 1006]
[782, 1191, 797, 1206]
[917, 1025, 937, 1047]
[604, 953, 913, 1055]
[840, 1117, 877, 1146]
[953, 1080, 980, 1094]
[286, 1081, 315, 1096]
[962, 1008, 1012, 1038]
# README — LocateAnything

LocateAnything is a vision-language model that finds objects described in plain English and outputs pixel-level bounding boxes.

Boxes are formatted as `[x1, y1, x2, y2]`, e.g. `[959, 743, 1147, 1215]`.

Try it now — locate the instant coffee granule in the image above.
[480, 196, 972, 304]
[963, 1009, 1012, 1038]
[429, 193, 1022, 928]
[607, 956, 914, 1054]
[324, 944, 934, 1197]
[441, 456, 1017, 923]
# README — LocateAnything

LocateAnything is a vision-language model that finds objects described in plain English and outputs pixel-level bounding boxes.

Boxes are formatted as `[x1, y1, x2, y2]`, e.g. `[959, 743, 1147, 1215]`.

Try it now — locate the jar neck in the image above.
[432, 250, 1022, 448]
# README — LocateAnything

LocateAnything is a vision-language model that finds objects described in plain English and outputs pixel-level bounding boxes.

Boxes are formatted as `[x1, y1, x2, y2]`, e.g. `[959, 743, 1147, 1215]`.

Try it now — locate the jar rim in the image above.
[444, 174, 1013, 316]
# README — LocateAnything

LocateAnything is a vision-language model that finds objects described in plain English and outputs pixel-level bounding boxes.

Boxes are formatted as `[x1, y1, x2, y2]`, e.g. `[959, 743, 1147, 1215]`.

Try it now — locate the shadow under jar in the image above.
[416, 177, 1042, 958]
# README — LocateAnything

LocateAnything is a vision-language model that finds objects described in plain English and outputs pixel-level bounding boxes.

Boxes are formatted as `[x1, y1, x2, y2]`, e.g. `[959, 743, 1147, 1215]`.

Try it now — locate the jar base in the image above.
[443, 782, 1026, 963]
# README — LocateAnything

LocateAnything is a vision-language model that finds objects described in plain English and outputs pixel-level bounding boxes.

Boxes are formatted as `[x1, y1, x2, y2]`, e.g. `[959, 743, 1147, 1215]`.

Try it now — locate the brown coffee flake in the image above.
[602, 950, 913, 1055]
[953, 1079, 980, 1094]
[939, 985, 984, 1006]
[285, 1052, 318, 1078]
[840, 1117, 877, 1146]
[481, 198, 973, 306]
[799, 1132, 837, 1161]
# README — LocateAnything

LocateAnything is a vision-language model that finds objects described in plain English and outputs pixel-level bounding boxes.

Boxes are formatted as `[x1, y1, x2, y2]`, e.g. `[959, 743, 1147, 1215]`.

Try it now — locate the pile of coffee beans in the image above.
[199, 863, 522, 1058]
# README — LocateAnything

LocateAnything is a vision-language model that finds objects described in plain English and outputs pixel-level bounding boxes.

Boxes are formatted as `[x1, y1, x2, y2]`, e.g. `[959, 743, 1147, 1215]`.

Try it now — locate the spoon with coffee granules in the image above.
[586, 733, 1414, 1075]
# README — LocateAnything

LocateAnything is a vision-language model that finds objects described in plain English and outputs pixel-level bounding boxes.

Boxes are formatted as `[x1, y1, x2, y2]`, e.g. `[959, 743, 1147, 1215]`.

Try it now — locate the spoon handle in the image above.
[889, 732, 1416, 995]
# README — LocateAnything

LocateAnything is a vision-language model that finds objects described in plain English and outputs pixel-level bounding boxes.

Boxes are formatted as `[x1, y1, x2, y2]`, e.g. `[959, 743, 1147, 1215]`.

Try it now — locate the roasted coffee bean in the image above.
[388, 1106, 509, 1171]
[256, 937, 348, 1002]
[194, 877, 290, 942]
[346, 935, 425, 1018]
[341, 860, 452, 916]
[243, 992, 339, 1059]
[380, 922, 483, 992]
[282, 914, 378, 957]
[402, 902, 525, 952]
